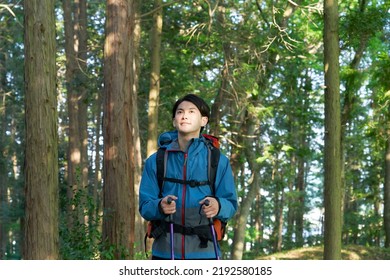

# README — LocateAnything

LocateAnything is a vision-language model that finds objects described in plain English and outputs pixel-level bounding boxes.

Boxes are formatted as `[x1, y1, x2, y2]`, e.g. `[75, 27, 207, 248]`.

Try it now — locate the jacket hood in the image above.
[158, 130, 207, 151]
[158, 130, 178, 148]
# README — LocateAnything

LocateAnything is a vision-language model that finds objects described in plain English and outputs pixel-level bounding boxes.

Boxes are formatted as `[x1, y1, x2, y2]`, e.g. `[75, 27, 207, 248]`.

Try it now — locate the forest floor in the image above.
[255, 245, 390, 260]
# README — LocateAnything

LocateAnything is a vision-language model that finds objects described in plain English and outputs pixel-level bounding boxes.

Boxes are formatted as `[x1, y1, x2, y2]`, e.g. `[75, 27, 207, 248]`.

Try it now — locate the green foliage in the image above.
[340, 4, 388, 49]
[59, 187, 102, 260]
[99, 240, 131, 260]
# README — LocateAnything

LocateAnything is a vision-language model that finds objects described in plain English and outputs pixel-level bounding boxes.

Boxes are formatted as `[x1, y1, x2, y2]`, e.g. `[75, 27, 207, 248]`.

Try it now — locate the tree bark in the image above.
[23, 0, 59, 259]
[146, 0, 162, 157]
[252, 193, 263, 254]
[63, 0, 81, 226]
[323, 0, 342, 260]
[92, 89, 103, 232]
[384, 105, 390, 247]
[76, 0, 90, 199]
[102, 0, 135, 259]
[0, 50, 8, 259]
[231, 111, 261, 260]
[272, 176, 284, 253]
[132, 0, 145, 254]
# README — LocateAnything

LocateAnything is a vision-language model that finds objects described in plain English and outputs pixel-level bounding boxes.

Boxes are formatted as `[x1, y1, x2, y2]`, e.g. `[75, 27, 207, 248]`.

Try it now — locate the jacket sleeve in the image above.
[214, 154, 238, 221]
[138, 154, 166, 221]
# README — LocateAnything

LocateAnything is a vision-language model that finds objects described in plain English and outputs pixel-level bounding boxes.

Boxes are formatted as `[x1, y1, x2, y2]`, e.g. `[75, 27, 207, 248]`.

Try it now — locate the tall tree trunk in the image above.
[92, 89, 103, 235]
[63, 0, 81, 226]
[0, 51, 8, 259]
[63, 0, 90, 227]
[132, 0, 144, 254]
[76, 0, 89, 205]
[252, 193, 263, 254]
[231, 170, 260, 260]
[340, 0, 369, 244]
[146, 0, 162, 157]
[272, 177, 284, 253]
[285, 158, 295, 249]
[384, 105, 390, 248]
[295, 96, 308, 248]
[102, 0, 135, 259]
[143, 0, 162, 253]
[323, 0, 342, 260]
[231, 112, 261, 260]
[23, 0, 58, 259]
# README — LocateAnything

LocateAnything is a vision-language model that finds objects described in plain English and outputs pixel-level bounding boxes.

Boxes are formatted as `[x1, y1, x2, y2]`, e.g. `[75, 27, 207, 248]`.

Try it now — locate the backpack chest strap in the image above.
[162, 177, 210, 187]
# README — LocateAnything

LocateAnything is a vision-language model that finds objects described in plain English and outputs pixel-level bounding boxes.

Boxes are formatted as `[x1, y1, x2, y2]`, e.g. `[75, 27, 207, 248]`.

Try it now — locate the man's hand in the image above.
[160, 195, 177, 215]
[199, 197, 219, 219]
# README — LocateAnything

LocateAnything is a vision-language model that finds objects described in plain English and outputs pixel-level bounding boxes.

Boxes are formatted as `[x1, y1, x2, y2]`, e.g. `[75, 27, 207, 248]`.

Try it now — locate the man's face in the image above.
[173, 101, 208, 137]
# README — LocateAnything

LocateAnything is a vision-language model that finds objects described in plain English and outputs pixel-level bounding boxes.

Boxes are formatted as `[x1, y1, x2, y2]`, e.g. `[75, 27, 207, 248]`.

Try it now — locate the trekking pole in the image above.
[167, 197, 175, 260]
[204, 199, 220, 260]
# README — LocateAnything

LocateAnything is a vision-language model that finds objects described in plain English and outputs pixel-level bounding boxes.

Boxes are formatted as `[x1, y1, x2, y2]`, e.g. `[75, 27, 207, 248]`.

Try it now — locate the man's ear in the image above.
[201, 116, 208, 127]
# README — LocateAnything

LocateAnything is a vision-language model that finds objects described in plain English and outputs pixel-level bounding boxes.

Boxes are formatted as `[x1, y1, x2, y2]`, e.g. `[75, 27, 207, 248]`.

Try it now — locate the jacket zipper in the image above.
[181, 152, 188, 259]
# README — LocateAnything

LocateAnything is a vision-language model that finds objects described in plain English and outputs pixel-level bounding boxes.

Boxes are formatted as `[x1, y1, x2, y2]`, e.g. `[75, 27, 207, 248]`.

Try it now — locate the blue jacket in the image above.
[139, 131, 238, 259]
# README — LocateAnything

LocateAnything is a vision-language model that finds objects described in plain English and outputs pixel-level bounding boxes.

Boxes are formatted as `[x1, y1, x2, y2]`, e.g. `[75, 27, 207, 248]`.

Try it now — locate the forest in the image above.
[0, 0, 389, 260]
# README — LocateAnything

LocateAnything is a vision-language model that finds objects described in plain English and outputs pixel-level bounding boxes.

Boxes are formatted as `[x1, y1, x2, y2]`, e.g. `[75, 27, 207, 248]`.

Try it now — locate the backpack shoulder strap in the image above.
[206, 138, 220, 196]
[156, 147, 166, 198]
[202, 134, 220, 195]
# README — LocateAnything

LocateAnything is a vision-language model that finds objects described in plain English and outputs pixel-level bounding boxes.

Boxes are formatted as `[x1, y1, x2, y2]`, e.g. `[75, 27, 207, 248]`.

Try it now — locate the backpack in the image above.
[144, 134, 226, 252]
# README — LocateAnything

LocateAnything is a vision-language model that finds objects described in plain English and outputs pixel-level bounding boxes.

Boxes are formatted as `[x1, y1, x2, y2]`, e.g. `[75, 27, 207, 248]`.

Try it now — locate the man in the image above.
[139, 94, 238, 259]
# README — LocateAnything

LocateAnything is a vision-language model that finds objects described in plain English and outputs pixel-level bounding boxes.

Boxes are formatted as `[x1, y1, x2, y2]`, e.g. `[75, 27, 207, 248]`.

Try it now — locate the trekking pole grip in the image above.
[167, 197, 173, 222]
[203, 199, 220, 260]
[166, 197, 174, 260]
[204, 199, 213, 223]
